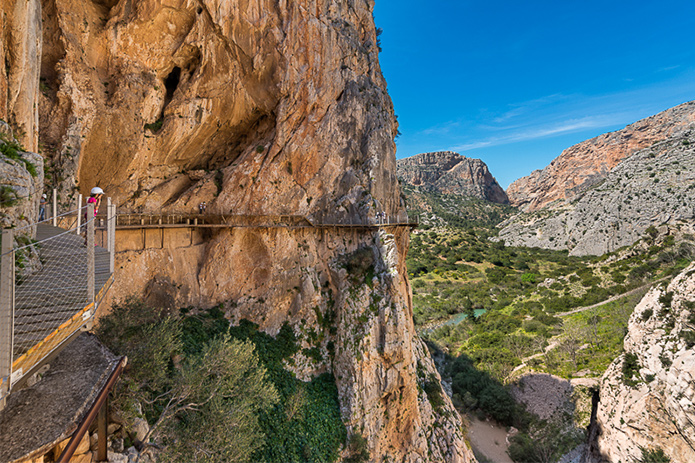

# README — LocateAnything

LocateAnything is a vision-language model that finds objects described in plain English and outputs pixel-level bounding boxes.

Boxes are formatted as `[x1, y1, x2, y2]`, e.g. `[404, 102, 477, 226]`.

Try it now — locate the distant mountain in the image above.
[498, 129, 695, 255]
[397, 151, 509, 204]
[508, 101, 695, 212]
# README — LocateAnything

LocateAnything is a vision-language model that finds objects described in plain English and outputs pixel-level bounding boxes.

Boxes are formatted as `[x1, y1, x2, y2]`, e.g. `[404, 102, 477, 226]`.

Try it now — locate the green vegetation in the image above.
[638, 447, 671, 463]
[97, 299, 277, 463]
[98, 299, 346, 463]
[401, 185, 695, 462]
[0, 134, 37, 177]
[0, 185, 18, 206]
[144, 118, 164, 133]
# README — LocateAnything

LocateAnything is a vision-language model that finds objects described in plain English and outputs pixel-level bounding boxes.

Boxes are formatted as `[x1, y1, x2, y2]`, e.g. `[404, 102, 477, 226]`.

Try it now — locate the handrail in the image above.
[0, 195, 116, 410]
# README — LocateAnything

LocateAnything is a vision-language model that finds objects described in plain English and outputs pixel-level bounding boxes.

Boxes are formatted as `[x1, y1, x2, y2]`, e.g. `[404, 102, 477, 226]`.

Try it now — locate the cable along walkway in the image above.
[0, 204, 115, 409]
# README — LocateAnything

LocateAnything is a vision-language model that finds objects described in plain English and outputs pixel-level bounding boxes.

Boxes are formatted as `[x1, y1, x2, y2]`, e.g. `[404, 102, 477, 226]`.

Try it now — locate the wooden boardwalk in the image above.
[113, 213, 418, 230]
[11, 224, 112, 380]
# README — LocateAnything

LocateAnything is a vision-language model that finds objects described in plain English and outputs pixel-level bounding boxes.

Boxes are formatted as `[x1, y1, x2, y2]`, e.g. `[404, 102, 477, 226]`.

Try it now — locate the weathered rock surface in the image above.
[397, 151, 508, 204]
[508, 101, 695, 212]
[0, 122, 44, 230]
[590, 264, 695, 462]
[27, 0, 472, 461]
[0, 0, 42, 152]
[498, 132, 695, 255]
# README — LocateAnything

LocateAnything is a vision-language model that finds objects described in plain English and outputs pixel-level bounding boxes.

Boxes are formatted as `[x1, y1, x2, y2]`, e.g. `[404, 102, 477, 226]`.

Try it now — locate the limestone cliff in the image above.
[497, 132, 695, 256]
[0, 0, 42, 152]
[508, 101, 695, 212]
[397, 151, 508, 204]
[589, 264, 695, 462]
[30, 0, 472, 461]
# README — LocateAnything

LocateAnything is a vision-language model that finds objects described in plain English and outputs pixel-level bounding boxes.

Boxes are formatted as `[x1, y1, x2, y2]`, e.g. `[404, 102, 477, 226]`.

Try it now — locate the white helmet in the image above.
[91, 187, 104, 195]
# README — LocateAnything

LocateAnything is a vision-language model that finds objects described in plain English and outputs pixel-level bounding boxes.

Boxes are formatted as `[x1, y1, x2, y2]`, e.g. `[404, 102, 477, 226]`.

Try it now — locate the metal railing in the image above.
[0, 199, 116, 409]
[112, 210, 418, 229]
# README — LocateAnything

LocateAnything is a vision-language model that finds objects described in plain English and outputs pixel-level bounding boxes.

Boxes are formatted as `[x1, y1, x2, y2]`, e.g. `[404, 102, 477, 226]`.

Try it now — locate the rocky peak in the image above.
[508, 101, 695, 212]
[397, 150, 509, 204]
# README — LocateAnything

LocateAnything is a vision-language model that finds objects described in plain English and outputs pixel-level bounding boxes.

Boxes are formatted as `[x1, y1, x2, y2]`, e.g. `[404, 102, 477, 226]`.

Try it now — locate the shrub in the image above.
[641, 308, 653, 321]
[637, 446, 670, 463]
[622, 352, 640, 387]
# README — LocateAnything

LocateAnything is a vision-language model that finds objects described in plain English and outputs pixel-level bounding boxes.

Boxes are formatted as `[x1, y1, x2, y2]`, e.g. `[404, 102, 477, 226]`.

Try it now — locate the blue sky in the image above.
[373, 0, 695, 188]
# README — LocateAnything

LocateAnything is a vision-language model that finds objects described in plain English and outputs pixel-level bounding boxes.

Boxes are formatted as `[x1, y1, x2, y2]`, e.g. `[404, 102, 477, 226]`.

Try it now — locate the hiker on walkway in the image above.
[39, 194, 47, 221]
[83, 187, 103, 244]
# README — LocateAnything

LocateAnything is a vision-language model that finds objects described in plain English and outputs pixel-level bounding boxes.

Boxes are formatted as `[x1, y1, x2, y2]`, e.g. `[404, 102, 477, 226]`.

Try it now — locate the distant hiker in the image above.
[202, 202, 207, 213]
[39, 194, 47, 221]
[198, 203, 204, 214]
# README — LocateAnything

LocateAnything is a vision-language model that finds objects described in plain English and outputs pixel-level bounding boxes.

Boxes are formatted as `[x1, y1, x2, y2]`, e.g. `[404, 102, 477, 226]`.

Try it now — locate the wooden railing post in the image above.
[76, 193, 83, 234]
[107, 200, 115, 274]
[52, 188, 58, 226]
[87, 203, 95, 305]
[0, 229, 15, 409]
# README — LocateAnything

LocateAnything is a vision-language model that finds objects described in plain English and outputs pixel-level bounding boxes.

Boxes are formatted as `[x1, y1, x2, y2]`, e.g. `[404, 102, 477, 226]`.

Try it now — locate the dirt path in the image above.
[467, 416, 513, 463]
[555, 278, 664, 317]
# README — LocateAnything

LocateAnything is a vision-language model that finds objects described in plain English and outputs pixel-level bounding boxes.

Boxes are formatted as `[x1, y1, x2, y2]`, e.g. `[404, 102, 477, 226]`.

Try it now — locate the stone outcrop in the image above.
[507, 101, 695, 212]
[0, 121, 44, 230]
[23, 0, 473, 461]
[397, 151, 508, 204]
[497, 125, 695, 256]
[590, 264, 695, 462]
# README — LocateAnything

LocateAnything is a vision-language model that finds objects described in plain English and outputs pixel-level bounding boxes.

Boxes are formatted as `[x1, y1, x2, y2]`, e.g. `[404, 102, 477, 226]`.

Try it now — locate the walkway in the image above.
[113, 213, 418, 230]
[13, 225, 112, 360]
[1, 207, 115, 407]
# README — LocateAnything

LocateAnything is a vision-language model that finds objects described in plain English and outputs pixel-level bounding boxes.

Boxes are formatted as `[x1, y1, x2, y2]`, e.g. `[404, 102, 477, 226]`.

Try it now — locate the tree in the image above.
[97, 299, 278, 463]
[157, 335, 279, 463]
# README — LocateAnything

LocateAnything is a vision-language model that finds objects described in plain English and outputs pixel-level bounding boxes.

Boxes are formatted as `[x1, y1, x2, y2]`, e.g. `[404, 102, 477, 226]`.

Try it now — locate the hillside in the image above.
[507, 100, 695, 212]
[405, 211, 695, 462]
[498, 131, 695, 255]
[397, 151, 509, 204]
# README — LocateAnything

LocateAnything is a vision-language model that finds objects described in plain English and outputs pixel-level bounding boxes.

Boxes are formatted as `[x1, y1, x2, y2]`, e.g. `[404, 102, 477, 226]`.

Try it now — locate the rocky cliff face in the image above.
[497, 132, 695, 256]
[590, 264, 695, 462]
[0, 0, 42, 152]
[21, 0, 472, 461]
[397, 151, 508, 204]
[507, 101, 695, 212]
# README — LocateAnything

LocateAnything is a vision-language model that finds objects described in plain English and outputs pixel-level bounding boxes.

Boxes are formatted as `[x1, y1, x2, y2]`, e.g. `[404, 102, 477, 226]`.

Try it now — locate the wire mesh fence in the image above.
[0, 199, 115, 408]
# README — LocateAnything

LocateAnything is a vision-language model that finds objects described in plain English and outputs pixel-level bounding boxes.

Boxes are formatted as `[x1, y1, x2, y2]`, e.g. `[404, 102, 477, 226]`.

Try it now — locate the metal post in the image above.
[97, 395, 108, 461]
[76, 193, 83, 234]
[0, 230, 15, 409]
[107, 200, 115, 274]
[52, 188, 58, 226]
[87, 203, 95, 304]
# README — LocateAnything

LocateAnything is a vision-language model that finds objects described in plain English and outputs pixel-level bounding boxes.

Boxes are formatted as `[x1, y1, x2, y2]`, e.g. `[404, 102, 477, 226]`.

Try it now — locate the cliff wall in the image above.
[24, 0, 472, 461]
[507, 101, 695, 212]
[590, 264, 695, 462]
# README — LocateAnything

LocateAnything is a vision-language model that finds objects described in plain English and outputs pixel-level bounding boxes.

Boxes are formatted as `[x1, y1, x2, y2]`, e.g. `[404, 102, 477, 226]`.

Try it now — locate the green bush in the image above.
[97, 299, 278, 463]
[622, 352, 641, 387]
[637, 446, 670, 463]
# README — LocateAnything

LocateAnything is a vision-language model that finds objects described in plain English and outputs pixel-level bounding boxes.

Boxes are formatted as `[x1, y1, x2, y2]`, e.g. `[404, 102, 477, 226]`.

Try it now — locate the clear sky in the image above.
[373, 0, 695, 188]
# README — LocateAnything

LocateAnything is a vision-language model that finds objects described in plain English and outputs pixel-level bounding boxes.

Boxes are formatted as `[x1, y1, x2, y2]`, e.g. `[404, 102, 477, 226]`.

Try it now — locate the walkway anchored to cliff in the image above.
[0, 202, 116, 410]
[112, 212, 418, 230]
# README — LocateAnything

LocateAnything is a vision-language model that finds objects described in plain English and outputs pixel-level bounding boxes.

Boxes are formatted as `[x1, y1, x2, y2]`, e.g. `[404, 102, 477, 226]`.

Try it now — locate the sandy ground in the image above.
[467, 416, 513, 463]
